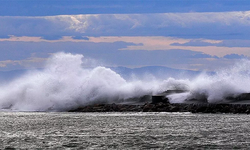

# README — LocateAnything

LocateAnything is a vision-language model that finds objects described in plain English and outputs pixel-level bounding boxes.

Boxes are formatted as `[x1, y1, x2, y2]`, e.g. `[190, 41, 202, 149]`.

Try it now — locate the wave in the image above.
[0, 52, 249, 111]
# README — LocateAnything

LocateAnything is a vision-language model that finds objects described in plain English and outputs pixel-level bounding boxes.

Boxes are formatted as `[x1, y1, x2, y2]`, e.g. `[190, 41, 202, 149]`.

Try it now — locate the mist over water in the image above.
[182, 60, 250, 103]
[0, 52, 164, 111]
[0, 52, 249, 111]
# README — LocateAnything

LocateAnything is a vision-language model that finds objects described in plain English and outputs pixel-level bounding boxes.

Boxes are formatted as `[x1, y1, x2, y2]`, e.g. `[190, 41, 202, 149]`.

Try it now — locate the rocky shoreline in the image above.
[68, 91, 250, 114]
[68, 102, 250, 114]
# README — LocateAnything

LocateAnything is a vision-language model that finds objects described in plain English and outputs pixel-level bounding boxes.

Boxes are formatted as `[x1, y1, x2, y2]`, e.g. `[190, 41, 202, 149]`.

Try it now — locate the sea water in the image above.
[0, 112, 250, 149]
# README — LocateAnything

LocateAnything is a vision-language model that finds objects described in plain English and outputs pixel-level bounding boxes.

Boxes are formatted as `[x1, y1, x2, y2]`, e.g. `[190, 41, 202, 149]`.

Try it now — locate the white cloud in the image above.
[1, 11, 250, 71]
[1, 11, 250, 39]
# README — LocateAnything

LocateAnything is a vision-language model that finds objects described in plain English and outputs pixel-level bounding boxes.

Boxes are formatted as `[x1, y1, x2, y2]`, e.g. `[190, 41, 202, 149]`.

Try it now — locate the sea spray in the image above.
[0, 52, 250, 111]
[0, 52, 167, 111]
[168, 59, 250, 103]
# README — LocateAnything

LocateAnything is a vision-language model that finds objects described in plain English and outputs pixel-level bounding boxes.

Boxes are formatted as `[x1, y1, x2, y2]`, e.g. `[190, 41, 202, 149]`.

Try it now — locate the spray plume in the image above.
[0, 52, 249, 111]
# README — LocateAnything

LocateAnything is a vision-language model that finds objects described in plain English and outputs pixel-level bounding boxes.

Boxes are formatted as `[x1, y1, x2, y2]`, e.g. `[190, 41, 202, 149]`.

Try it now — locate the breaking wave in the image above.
[0, 52, 249, 111]
[168, 59, 250, 103]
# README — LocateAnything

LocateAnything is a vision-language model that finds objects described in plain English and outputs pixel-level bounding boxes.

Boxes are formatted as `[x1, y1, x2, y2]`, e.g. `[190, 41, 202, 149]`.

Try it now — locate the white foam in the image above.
[0, 52, 164, 111]
[0, 52, 249, 111]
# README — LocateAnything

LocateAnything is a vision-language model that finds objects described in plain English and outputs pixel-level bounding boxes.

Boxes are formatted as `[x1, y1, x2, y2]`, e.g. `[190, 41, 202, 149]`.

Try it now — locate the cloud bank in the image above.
[1, 11, 250, 39]
[0, 41, 242, 71]
[1, 10, 250, 71]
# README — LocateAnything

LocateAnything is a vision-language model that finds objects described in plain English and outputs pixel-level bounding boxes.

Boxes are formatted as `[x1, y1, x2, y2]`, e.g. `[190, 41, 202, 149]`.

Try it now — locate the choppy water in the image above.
[0, 112, 250, 149]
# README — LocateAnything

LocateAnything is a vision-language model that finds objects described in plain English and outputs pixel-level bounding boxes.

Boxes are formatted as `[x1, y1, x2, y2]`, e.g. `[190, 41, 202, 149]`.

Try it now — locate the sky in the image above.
[1, 0, 250, 71]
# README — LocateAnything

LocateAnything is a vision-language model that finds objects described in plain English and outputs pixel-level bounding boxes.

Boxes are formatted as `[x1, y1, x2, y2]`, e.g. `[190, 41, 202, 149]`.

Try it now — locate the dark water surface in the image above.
[0, 112, 250, 149]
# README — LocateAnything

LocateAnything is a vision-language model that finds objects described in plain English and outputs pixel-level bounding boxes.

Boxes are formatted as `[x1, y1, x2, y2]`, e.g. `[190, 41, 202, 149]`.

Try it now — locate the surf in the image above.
[0, 52, 249, 111]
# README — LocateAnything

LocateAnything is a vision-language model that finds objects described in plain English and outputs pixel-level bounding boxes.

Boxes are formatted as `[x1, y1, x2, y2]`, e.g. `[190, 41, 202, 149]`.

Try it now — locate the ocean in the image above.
[1, 112, 250, 149]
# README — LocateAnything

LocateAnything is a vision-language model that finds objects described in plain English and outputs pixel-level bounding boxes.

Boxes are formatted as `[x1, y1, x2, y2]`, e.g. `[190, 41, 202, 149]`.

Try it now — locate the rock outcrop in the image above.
[68, 91, 250, 114]
[68, 103, 250, 114]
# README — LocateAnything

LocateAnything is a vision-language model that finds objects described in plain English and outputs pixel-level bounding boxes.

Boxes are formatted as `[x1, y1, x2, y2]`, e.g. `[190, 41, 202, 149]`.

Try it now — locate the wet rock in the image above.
[151, 95, 169, 104]
[68, 102, 250, 114]
[142, 103, 154, 112]
[226, 93, 250, 102]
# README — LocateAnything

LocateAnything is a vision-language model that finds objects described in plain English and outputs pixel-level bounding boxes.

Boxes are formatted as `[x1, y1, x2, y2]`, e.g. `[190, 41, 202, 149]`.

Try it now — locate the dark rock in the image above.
[226, 93, 250, 101]
[68, 100, 250, 114]
[151, 90, 189, 104]
[162, 90, 189, 95]
[151, 95, 169, 104]
[142, 103, 154, 112]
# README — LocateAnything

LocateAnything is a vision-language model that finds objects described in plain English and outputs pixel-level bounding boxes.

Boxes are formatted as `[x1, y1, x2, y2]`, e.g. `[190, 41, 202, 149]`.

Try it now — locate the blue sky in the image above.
[1, 0, 250, 15]
[0, 0, 250, 71]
